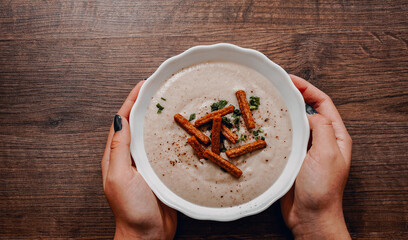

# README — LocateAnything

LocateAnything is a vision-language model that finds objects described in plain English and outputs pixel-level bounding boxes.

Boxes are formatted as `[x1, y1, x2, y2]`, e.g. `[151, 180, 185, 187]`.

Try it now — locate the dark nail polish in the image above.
[114, 115, 122, 132]
[305, 104, 318, 115]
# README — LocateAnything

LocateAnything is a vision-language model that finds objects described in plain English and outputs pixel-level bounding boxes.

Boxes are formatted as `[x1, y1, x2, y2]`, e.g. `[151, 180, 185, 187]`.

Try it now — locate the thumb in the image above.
[280, 185, 294, 220]
[109, 114, 132, 175]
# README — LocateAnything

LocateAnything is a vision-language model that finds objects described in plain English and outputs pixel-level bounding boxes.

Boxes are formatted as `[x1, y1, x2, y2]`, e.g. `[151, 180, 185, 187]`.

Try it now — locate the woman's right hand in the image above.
[281, 75, 352, 239]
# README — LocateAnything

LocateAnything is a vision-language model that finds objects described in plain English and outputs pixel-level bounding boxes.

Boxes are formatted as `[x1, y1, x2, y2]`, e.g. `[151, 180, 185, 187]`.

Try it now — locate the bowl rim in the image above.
[129, 43, 309, 221]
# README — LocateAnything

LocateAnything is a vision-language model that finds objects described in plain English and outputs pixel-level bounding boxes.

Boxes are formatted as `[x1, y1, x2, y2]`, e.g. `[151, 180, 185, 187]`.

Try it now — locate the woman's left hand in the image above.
[101, 81, 177, 240]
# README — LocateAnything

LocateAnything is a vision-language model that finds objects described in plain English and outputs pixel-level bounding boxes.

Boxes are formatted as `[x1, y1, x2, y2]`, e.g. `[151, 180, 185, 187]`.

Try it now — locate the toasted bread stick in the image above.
[211, 115, 222, 155]
[221, 124, 238, 143]
[194, 105, 234, 127]
[203, 149, 242, 178]
[225, 140, 267, 158]
[236, 90, 255, 129]
[187, 136, 205, 159]
[174, 114, 210, 145]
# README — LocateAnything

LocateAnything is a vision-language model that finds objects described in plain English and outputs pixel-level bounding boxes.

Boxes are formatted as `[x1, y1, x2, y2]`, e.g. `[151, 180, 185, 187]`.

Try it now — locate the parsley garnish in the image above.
[222, 116, 233, 129]
[237, 135, 247, 143]
[253, 128, 264, 136]
[253, 128, 265, 139]
[220, 141, 227, 152]
[233, 117, 240, 131]
[249, 96, 260, 110]
[156, 103, 164, 113]
[161, 97, 167, 101]
[189, 113, 196, 121]
[211, 100, 228, 112]
[231, 107, 241, 130]
[232, 108, 241, 118]
[256, 136, 266, 141]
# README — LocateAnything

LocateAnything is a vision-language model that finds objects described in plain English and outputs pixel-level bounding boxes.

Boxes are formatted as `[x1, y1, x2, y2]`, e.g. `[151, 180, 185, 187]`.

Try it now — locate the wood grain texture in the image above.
[0, 0, 407, 239]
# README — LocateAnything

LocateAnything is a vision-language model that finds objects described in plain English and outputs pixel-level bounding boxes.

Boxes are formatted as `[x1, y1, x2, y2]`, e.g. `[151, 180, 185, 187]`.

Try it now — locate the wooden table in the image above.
[1, 1, 407, 239]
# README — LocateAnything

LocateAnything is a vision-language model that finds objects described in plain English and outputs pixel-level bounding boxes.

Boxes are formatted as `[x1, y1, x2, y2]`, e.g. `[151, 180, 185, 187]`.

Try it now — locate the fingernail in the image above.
[305, 104, 318, 115]
[114, 115, 122, 132]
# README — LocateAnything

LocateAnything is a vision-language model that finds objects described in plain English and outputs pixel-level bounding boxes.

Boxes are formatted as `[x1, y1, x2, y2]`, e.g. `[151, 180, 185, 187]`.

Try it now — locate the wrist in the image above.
[291, 207, 351, 240]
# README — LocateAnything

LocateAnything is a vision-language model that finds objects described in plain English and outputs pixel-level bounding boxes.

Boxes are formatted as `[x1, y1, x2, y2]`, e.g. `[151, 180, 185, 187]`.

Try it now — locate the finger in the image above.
[290, 74, 346, 130]
[290, 74, 343, 126]
[102, 80, 145, 187]
[118, 80, 145, 120]
[290, 74, 352, 164]
[101, 123, 115, 188]
[108, 114, 132, 176]
[290, 74, 329, 110]
[308, 114, 340, 161]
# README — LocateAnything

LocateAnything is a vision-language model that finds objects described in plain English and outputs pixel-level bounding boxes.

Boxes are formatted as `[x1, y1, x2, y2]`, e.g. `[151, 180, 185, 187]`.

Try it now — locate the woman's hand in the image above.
[101, 81, 177, 240]
[281, 75, 352, 239]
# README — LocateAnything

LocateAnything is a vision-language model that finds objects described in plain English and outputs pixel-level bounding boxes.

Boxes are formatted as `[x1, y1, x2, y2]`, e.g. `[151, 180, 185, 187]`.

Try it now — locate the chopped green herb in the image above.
[189, 113, 196, 121]
[253, 128, 265, 138]
[249, 96, 260, 110]
[220, 141, 227, 152]
[253, 128, 264, 136]
[261, 136, 265, 140]
[232, 108, 242, 118]
[222, 117, 233, 129]
[211, 100, 228, 112]
[161, 97, 167, 101]
[232, 117, 240, 131]
[156, 103, 164, 113]
[237, 134, 247, 143]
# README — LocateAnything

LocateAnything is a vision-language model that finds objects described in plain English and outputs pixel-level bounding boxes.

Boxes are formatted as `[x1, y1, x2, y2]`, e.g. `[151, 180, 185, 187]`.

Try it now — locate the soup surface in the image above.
[144, 61, 292, 207]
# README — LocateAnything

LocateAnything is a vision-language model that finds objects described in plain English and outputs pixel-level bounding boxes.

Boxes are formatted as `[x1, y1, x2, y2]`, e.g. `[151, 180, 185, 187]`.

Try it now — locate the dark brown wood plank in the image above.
[1, 1, 407, 40]
[0, 0, 407, 239]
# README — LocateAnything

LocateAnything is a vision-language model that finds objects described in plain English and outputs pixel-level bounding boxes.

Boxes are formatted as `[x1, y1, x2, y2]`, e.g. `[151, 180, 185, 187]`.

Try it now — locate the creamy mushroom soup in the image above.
[144, 61, 292, 207]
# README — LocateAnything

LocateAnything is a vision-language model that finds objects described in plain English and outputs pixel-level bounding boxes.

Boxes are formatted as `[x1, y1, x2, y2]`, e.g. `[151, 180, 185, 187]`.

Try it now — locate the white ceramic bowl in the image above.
[129, 43, 309, 221]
